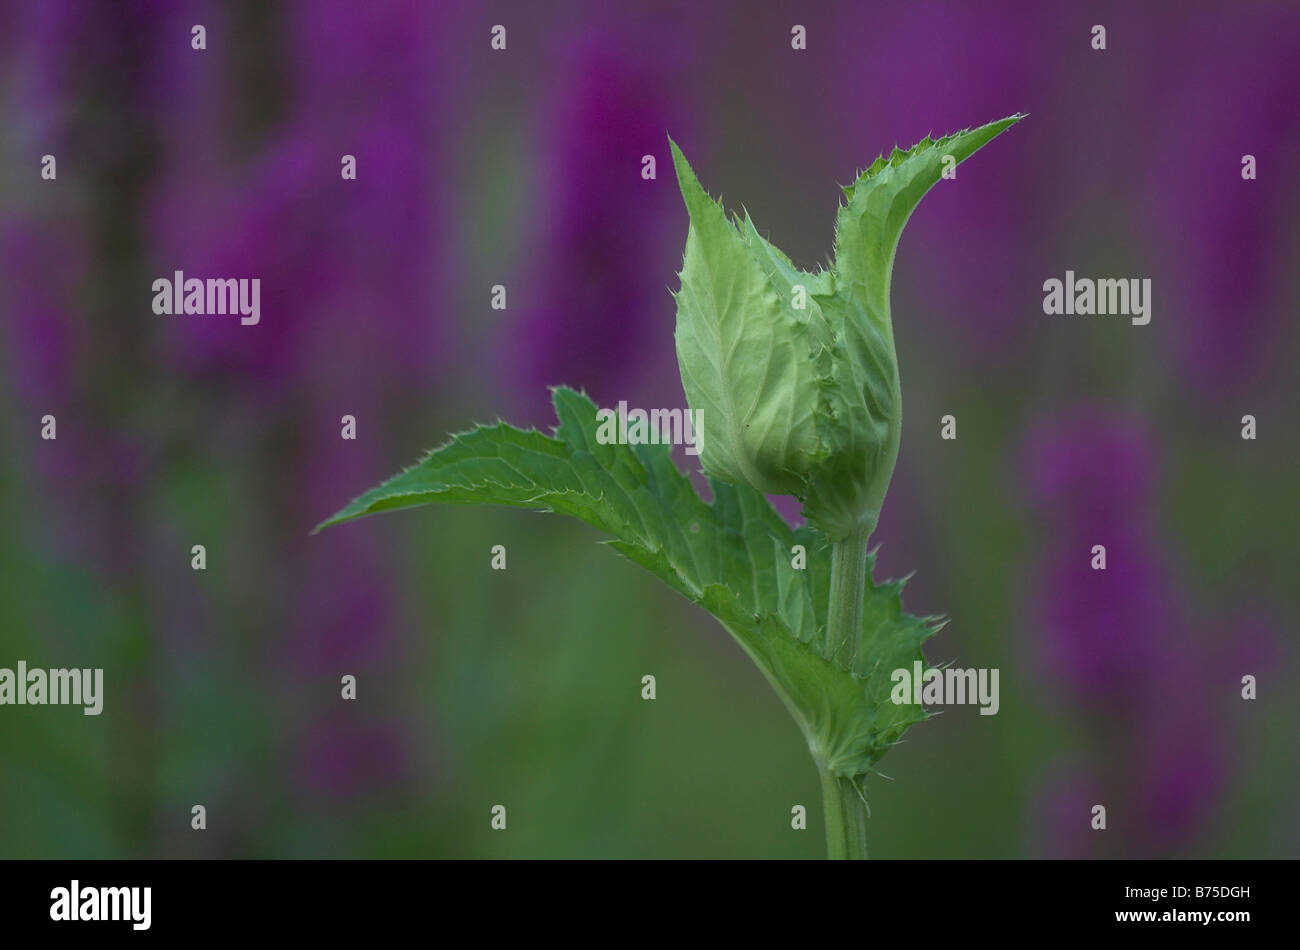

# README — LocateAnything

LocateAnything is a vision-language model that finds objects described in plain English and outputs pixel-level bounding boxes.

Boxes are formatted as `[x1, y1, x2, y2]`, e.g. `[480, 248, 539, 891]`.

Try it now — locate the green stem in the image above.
[821, 523, 874, 859]
[825, 524, 873, 661]
[820, 770, 869, 860]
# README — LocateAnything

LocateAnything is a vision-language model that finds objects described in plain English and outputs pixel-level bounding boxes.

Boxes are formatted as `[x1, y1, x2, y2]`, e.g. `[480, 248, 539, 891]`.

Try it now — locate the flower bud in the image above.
[668, 116, 1022, 541]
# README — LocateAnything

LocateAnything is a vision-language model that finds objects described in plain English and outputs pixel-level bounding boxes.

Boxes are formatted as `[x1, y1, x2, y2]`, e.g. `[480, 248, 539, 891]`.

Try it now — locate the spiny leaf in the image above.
[316, 387, 941, 777]
[668, 137, 827, 500]
[832, 114, 1026, 329]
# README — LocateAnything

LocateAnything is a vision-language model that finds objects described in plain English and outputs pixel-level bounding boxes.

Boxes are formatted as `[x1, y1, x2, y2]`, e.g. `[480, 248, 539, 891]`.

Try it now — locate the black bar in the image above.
[0, 859, 1280, 937]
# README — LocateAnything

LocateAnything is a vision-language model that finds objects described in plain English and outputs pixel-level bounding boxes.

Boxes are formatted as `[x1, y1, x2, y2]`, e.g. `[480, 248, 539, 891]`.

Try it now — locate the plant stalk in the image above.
[821, 523, 874, 859]
[825, 523, 873, 662]
[820, 769, 868, 860]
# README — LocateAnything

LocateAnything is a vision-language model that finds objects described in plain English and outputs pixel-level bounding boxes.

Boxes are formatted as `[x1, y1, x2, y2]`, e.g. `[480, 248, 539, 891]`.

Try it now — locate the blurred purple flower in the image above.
[502, 23, 695, 424]
[3, 0, 461, 812]
[1, 224, 80, 408]
[1021, 406, 1239, 855]
[296, 711, 414, 806]
[1145, 9, 1300, 396]
[824, 2, 1052, 363]
[1131, 690, 1227, 854]
[1023, 408, 1173, 705]
[1, 1, 176, 575]
[146, 2, 447, 389]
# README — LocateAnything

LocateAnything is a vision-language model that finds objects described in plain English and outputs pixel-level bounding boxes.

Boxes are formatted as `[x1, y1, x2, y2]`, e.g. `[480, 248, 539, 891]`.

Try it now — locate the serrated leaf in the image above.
[316, 387, 941, 777]
[832, 114, 1025, 330]
[668, 137, 827, 500]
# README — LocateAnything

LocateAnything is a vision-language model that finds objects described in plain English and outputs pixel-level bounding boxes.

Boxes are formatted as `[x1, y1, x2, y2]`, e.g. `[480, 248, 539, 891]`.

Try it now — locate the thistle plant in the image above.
[317, 114, 1022, 859]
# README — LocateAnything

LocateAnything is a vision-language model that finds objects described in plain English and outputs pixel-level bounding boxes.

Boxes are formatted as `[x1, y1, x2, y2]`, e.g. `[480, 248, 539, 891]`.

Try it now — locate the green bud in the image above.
[669, 116, 1023, 542]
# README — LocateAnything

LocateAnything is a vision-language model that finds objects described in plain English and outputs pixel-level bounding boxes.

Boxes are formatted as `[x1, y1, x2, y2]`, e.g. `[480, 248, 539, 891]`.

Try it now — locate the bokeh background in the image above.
[1, 0, 1296, 858]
